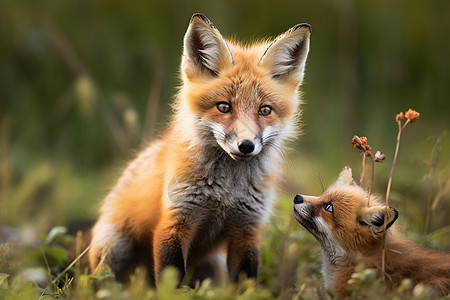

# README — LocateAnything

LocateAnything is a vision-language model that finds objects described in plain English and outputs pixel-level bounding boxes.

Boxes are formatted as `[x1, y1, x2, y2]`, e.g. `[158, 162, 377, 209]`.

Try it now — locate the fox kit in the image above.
[293, 167, 450, 296]
[89, 14, 311, 284]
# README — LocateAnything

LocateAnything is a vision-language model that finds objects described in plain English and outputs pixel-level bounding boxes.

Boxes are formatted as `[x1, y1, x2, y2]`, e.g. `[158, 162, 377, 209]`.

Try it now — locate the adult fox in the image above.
[89, 13, 311, 285]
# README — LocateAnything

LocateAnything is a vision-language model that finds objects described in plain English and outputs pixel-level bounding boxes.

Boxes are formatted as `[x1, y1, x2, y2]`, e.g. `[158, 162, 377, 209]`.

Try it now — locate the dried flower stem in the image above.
[368, 153, 375, 205]
[360, 153, 366, 185]
[382, 118, 411, 280]
[385, 119, 410, 205]
[361, 152, 375, 205]
[354, 135, 378, 206]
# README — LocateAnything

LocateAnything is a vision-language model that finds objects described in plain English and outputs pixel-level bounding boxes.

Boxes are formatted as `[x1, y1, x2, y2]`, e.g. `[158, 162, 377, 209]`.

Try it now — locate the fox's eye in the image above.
[323, 202, 333, 213]
[216, 102, 232, 113]
[259, 105, 272, 116]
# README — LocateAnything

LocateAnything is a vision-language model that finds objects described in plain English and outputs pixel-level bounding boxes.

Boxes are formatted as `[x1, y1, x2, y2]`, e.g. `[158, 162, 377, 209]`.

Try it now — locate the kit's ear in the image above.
[359, 206, 399, 236]
[182, 13, 233, 80]
[259, 23, 311, 87]
[335, 166, 356, 186]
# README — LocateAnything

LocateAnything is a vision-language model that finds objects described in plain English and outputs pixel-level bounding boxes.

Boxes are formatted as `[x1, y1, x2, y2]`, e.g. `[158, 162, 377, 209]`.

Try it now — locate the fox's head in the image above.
[175, 14, 310, 161]
[293, 167, 399, 257]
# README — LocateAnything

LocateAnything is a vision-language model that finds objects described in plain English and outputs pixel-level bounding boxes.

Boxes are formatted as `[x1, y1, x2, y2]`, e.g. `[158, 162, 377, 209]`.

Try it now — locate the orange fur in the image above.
[294, 167, 450, 297]
[90, 13, 311, 285]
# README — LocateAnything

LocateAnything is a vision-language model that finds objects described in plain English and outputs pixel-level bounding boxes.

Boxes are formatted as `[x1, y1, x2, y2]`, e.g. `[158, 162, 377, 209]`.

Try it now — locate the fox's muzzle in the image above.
[222, 118, 263, 161]
[293, 194, 323, 240]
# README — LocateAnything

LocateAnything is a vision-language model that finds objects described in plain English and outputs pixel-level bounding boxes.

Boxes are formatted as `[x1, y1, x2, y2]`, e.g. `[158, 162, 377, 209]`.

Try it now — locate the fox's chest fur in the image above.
[167, 144, 275, 244]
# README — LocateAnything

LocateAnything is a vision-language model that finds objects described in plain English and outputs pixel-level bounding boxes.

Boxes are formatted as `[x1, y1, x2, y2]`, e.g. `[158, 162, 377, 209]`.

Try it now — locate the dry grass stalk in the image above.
[381, 109, 420, 281]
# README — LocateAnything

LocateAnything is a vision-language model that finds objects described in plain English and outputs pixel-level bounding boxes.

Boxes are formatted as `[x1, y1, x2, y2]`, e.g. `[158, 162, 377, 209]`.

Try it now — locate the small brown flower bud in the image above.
[374, 151, 386, 162]
[352, 135, 363, 151]
[395, 112, 404, 122]
[352, 135, 371, 152]
[360, 137, 371, 151]
[404, 109, 420, 123]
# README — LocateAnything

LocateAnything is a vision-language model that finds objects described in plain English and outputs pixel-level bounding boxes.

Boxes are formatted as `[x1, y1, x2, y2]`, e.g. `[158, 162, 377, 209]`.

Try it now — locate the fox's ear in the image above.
[335, 166, 356, 186]
[259, 23, 311, 87]
[182, 13, 233, 80]
[359, 206, 399, 236]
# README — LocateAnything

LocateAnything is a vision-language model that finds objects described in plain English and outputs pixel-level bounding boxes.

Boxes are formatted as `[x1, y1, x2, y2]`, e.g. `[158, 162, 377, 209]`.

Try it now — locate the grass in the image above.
[0, 189, 449, 299]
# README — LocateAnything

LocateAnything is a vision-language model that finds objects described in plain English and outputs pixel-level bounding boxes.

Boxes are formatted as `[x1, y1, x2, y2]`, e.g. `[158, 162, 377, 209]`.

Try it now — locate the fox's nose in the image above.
[238, 139, 255, 154]
[294, 194, 304, 204]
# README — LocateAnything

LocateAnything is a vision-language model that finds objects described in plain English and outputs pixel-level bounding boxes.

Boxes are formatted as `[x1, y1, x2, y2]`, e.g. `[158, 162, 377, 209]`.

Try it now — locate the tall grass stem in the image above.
[382, 119, 410, 280]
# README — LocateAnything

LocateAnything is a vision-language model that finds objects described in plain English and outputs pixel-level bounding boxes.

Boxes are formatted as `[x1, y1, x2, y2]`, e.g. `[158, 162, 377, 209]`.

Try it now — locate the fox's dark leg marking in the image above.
[157, 236, 185, 281]
[107, 235, 155, 285]
[238, 247, 259, 279]
[226, 229, 261, 282]
[153, 222, 193, 284]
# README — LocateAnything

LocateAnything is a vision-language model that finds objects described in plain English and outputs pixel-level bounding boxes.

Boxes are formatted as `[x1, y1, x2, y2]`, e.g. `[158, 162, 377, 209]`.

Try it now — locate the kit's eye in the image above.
[259, 105, 272, 116]
[323, 202, 334, 213]
[216, 102, 232, 113]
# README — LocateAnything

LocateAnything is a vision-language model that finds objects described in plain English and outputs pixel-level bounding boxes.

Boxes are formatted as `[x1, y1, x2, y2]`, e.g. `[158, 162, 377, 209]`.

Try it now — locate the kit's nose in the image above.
[294, 194, 304, 204]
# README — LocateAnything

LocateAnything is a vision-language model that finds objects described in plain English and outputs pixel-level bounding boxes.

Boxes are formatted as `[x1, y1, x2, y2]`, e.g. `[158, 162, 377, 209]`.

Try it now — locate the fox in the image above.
[293, 167, 450, 297]
[89, 13, 311, 285]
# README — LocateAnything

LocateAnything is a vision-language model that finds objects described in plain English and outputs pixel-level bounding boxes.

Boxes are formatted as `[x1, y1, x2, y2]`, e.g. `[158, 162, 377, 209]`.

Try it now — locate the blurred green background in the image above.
[1, 0, 449, 247]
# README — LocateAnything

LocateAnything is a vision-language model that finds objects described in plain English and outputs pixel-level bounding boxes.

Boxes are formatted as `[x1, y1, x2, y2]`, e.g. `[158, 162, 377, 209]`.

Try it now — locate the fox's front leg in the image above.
[153, 219, 192, 283]
[226, 228, 261, 282]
